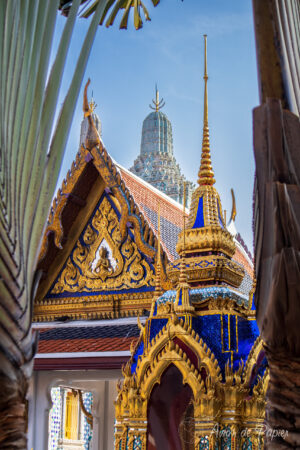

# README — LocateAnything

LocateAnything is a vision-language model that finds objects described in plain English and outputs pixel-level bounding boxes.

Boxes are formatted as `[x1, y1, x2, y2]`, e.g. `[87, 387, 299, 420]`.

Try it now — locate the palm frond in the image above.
[78, 0, 160, 30]
[0, 0, 164, 445]
[0, 0, 105, 444]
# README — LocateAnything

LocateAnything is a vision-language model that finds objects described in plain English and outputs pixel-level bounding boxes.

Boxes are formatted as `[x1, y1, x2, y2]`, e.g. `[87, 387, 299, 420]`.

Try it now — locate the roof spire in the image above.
[198, 35, 215, 186]
[174, 184, 194, 314]
[149, 84, 165, 112]
[179, 183, 188, 284]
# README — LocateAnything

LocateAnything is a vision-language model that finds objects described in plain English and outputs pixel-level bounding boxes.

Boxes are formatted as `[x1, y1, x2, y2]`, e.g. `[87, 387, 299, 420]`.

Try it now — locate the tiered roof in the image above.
[34, 76, 254, 370]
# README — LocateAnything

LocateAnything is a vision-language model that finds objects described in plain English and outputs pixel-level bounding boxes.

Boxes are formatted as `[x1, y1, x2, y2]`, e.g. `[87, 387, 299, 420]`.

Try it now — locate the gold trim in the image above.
[36, 175, 106, 304]
[167, 254, 245, 288]
[33, 292, 153, 322]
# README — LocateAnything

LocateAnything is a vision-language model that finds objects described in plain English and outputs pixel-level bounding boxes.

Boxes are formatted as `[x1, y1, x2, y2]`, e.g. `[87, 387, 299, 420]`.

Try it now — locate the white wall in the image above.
[27, 370, 121, 450]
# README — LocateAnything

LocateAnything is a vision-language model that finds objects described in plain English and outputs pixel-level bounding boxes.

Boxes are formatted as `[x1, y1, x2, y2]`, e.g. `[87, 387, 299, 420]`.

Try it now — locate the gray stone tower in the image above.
[130, 87, 194, 206]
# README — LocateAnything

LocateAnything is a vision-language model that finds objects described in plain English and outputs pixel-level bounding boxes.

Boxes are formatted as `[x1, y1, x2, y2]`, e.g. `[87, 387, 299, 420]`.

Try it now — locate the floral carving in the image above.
[51, 196, 155, 293]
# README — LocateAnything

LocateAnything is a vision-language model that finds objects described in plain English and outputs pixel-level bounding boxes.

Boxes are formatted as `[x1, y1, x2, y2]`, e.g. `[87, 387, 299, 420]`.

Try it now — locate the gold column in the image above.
[194, 376, 219, 449]
[64, 390, 79, 440]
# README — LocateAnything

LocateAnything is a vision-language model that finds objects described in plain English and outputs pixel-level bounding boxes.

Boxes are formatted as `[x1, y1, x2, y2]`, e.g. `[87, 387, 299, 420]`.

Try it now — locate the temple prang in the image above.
[130, 85, 195, 207]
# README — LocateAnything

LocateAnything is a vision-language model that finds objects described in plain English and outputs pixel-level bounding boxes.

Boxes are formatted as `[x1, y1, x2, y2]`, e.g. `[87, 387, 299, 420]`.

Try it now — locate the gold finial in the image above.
[183, 182, 187, 252]
[89, 91, 97, 113]
[174, 183, 194, 314]
[149, 84, 165, 112]
[150, 202, 163, 316]
[179, 183, 188, 285]
[83, 79, 101, 150]
[229, 188, 237, 222]
[198, 35, 215, 186]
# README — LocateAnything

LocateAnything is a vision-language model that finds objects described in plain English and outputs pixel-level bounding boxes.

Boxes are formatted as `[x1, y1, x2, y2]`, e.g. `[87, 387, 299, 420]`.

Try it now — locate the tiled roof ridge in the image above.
[235, 233, 253, 264]
[116, 167, 173, 261]
[38, 136, 172, 277]
[37, 336, 137, 354]
[115, 162, 187, 213]
[35, 350, 131, 358]
[32, 316, 146, 329]
[38, 323, 140, 340]
[91, 143, 168, 264]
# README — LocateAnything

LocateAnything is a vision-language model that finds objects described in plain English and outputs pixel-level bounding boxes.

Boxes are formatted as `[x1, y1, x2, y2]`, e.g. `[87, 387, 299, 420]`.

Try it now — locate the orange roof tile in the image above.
[38, 336, 137, 353]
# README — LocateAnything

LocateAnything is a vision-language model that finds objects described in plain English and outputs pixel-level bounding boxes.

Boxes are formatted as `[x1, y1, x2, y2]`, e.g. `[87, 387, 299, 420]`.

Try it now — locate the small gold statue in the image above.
[94, 247, 112, 275]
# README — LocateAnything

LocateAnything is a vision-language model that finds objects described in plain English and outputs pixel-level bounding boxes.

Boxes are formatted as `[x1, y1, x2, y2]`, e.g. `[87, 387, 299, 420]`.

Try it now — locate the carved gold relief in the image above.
[51, 196, 155, 294]
[176, 225, 236, 257]
[91, 146, 158, 261]
[39, 148, 89, 262]
[114, 309, 267, 450]
[188, 186, 223, 228]
[167, 254, 245, 288]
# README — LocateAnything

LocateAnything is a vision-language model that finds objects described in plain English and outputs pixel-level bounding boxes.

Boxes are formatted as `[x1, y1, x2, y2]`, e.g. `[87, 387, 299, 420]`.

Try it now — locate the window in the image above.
[48, 387, 93, 450]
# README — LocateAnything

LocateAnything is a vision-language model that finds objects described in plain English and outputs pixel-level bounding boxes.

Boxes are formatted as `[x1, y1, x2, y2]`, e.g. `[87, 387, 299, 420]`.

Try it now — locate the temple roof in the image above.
[34, 125, 189, 321]
[37, 145, 184, 270]
[36, 320, 140, 353]
[119, 165, 183, 260]
[34, 136, 253, 323]
[33, 317, 142, 369]
[34, 76, 254, 327]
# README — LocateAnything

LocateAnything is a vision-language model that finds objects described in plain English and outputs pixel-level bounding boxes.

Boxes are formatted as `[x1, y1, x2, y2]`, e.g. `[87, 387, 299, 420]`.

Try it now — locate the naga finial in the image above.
[229, 188, 237, 222]
[149, 84, 165, 112]
[83, 78, 91, 116]
[82, 79, 101, 151]
[198, 35, 216, 186]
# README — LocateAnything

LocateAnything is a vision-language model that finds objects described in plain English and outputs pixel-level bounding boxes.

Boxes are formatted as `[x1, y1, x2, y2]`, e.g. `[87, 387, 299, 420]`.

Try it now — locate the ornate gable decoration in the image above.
[34, 81, 173, 322]
[51, 193, 155, 294]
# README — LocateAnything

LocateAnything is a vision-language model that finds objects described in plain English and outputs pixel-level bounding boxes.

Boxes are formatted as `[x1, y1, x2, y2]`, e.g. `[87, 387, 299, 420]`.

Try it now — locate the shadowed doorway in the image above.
[147, 364, 194, 450]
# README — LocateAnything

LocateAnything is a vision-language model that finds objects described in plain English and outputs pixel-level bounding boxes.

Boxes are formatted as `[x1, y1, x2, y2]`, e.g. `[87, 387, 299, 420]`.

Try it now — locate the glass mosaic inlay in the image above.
[48, 387, 62, 450]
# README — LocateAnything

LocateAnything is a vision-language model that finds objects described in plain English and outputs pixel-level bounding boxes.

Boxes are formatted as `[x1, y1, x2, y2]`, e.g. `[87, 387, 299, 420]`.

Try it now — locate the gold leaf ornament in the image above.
[51, 196, 154, 293]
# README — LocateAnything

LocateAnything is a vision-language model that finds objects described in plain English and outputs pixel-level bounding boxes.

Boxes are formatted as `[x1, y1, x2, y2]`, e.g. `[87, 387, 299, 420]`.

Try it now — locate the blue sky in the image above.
[53, 0, 258, 252]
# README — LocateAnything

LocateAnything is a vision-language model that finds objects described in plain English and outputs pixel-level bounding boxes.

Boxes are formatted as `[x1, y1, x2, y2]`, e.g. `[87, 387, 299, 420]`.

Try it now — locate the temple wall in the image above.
[27, 370, 120, 450]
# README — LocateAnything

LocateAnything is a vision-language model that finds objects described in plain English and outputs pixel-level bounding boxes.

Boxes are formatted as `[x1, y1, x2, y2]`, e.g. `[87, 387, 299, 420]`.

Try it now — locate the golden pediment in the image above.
[50, 195, 155, 294]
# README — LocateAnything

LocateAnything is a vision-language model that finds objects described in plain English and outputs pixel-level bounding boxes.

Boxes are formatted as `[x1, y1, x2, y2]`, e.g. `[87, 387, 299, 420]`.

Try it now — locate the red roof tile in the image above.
[119, 167, 185, 260]
[38, 336, 137, 353]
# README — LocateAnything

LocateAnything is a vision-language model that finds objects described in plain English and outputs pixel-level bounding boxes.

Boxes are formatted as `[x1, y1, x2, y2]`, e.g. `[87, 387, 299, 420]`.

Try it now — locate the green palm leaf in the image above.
[0, 0, 109, 445]
[0, 0, 163, 446]
[78, 0, 160, 30]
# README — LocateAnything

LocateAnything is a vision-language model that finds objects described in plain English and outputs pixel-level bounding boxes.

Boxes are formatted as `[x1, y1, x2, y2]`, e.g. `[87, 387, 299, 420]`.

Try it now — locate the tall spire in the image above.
[168, 37, 243, 289]
[198, 35, 215, 186]
[149, 84, 165, 112]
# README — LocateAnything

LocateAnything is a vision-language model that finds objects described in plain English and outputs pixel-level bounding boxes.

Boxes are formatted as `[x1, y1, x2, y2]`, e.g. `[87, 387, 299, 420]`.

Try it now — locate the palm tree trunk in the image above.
[264, 349, 300, 449]
[252, 1, 300, 446]
[253, 98, 300, 449]
[0, 372, 29, 447]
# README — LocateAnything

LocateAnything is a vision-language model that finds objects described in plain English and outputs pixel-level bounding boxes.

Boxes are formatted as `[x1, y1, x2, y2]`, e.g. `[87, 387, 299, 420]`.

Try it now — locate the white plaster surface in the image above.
[28, 370, 121, 450]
